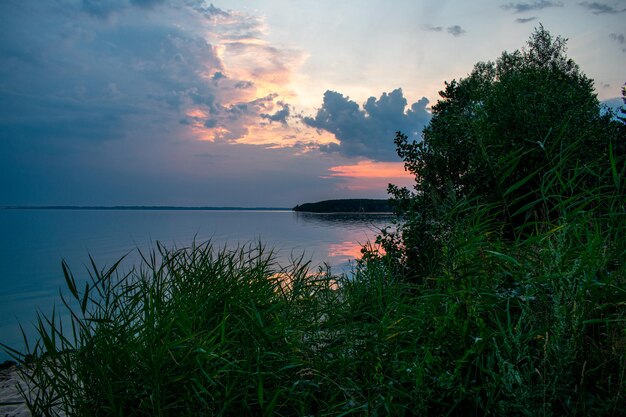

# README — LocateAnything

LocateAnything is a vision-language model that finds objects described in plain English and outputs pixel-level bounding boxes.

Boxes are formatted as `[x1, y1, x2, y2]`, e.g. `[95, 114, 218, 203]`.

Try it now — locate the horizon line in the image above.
[0, 205, 292, 211]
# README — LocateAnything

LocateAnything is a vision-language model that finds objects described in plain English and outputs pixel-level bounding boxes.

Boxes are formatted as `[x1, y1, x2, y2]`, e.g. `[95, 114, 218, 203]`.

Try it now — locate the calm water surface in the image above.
[0, 209, 394, 360]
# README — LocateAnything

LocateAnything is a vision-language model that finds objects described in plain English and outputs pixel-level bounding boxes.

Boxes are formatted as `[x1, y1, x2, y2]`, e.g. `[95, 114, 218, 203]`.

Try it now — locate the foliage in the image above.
[383, 26, 625, 279]
[2, 243, 333, 416]
[618, 83, 626, 124]
[355, 26, 626, 415]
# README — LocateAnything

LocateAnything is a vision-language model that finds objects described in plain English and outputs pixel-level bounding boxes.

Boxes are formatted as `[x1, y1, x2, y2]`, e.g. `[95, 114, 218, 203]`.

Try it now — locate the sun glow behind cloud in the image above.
[179, 4, 316, 148]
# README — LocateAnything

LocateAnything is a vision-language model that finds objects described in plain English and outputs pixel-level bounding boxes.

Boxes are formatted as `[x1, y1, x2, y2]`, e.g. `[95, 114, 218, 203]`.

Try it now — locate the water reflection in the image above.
[294, 212, 396, 228]
[0, 209, 397, 360]
[328, 240, 386, 259]
[328, 241, 365, 259]
[295, 213, 395, 261]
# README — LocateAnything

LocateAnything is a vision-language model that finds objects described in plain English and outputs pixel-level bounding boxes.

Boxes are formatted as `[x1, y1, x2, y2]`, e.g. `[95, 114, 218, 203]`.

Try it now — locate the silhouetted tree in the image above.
[383, 26, 624, 279]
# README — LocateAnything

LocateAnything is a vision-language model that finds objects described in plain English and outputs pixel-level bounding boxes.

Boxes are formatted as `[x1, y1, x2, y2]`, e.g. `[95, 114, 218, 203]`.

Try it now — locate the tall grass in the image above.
[2, 146, 625, 415]
[2, 243, 332, 416]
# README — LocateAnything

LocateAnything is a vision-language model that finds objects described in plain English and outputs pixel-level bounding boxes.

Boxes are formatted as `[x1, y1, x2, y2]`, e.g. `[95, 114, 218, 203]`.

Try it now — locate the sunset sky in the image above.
[1, 0, 624, 207]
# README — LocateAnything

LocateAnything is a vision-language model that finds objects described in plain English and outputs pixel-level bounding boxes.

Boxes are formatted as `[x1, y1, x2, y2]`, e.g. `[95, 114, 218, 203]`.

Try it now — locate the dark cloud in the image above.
[303, 89, 431, 161]
[579, 2, 626, 14]
[610, 33, 625, 43]
[261, 103, 291, 125]
[424, 25, 466, 37]
[501, 1, 563, 13]
[424, 25, 443, 32]
[447, 25, 466, 37]
[82, 0, 197, 18]
[609, 33, 626, 52]
[190, 2, 230, 18]
[82, 0, 168, 18]
[191, 95, 281, 141]
[130, 0, 166, 8]
[0, 0, 296, 148]
[194, 152, 225, 159]
[234, 81, 254, 89]
[515, 16, 539, 23]
[212, 71, 226, 80]
[0, 2, 223, 143]
[81, 0, 128, 18]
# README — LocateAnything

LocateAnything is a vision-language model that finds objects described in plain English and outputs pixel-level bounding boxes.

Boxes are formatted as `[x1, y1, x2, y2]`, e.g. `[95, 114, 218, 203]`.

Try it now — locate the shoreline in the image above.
[0, 362, 29, 417]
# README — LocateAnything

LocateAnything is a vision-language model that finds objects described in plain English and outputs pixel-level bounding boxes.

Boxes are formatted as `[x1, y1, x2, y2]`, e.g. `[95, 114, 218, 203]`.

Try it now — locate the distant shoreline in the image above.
[293, 199, 392, 213]
[0, 206, 291, 211]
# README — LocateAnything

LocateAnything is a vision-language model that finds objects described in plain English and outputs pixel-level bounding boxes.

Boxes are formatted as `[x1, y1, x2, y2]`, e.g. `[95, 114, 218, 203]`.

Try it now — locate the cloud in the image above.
[515, 16, 539, 23]
[1, 4, 224, 142]
[424, 24, 466, 37]
[609, 33, 626, 52]
[130, 0, 166, 8]
[190, 2, 230, 18]
[1, 0, 302, 148]
[195, 4, 266, 41]
[324, 161, 414, 191]
[501, 1, 563, 13]
[81, 0, 128, 18]
[303, 89, 431, 161]
[446, 25, 466, 37]
[424, 25, 443, 32]
[579, 2, 626, 14]
[81, 0, 167, 18]
[261, 102, 290, 124]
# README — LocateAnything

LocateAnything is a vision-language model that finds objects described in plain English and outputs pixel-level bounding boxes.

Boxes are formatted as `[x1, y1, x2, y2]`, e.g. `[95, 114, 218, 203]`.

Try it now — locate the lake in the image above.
[0, 208, 394, 361]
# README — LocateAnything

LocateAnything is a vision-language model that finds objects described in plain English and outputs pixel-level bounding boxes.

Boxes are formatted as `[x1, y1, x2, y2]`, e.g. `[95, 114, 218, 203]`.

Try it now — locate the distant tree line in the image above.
[293, 199, 392, 213]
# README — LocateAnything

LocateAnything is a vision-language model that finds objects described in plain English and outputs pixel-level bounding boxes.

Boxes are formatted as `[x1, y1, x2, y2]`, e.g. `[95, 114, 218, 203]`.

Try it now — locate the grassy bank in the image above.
[2, 192, 625, 416]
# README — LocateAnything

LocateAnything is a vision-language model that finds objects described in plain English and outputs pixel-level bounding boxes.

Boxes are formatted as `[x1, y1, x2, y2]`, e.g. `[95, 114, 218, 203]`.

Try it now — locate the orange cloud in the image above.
[182, 19, 311, 147]
[237, 122, 338, 147]
[328, 160, 412, 179]
[186, 108, 208, 119]
[325, 160, 414, 191]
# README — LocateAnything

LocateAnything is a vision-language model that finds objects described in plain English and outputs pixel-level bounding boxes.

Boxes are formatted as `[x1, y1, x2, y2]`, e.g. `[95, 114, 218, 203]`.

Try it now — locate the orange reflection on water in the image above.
[328, 241, 363, 259]
[328, 240, 385, 260]
[270, 271, 339, 293]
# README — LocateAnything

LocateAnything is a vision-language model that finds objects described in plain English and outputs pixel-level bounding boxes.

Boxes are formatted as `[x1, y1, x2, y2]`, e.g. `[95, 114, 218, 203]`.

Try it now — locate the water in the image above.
[0, 209, 394, 361]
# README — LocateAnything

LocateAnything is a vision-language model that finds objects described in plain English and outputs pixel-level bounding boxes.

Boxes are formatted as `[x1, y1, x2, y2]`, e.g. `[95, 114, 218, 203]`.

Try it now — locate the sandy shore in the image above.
[0, 363, 30, 417]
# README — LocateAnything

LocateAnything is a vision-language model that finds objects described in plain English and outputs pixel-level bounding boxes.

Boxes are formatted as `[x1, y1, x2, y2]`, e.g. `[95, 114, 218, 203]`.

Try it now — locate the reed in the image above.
[2, 142, 625, 415]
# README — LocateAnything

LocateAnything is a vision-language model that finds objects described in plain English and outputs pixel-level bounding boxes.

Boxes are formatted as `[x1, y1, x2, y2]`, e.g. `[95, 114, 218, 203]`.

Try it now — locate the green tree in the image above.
[383, 26, 624, 279]
[618, 83, 626, 124]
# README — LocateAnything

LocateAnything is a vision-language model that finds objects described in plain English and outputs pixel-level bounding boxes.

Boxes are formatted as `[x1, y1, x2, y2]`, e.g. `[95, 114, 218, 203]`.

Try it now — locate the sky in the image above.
[1, 0, 624, 207]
